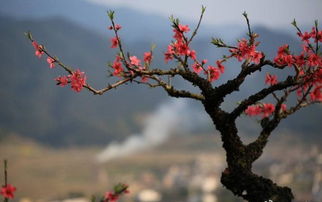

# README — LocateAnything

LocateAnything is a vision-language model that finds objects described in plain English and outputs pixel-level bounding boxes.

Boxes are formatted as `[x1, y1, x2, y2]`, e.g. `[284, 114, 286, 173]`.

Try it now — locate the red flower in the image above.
[281, 104, 287, 112]
[108, 24, 122, 31]
[245, 105, 262, 116]
[164, 45, 174, 63]
[307, 53, 321, 67]
[274, 45, 294, 66]
[297, 32, 311, 43]
[0, 184, 16, 199]
[141, 76, 149, 83]
[250, 51, 263, 64]
[277, 44, 289, 55]
[265, 73, 278, 85]
[143, 52, 152, 64]
[115, 24, 122, 31]
[201, 59, 208, 65]
[55, 76, 69, 86]
[104, 192, 119, 202]
[186, 49, 196, 60]
[178, 24, 190, 33]
[207, 66, 221, 82]
[216, 60, 225, 73]
[245, 103, 276, 117]
[70, 69, 86, 92]
[110, 37, 119, 48]
[173, 40, 189, 56]
[192, 63, 202, 74]
[262, 103, 275, 117]
[310, 86, 322, 102]
[130, 56, 141, 66]
[229, 38, 262, 63]
[32, 41, 44, 58]
[46, 57, 55, 68]
[112, 59, 124, 76]
[294, 54, 306, 67]
[310, 27, 322, 43]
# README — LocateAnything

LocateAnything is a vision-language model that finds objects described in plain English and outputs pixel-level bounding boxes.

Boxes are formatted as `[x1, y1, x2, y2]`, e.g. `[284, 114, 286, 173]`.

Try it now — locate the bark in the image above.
[202, 99, 294, 202]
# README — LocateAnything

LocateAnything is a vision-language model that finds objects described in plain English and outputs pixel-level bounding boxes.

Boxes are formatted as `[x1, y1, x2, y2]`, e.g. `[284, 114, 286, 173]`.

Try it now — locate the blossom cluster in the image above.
[273, 27, 322, 102]
[245, 103, 286, 118]
[108, 23, 153, 81]
[229, 38, 263, 64]
[55, 69, 87, 92]
[164, 23, 226, 82]
[31, 40, 87, 92]
[0, 184, 16, 199]
[265, 73, 278, 85]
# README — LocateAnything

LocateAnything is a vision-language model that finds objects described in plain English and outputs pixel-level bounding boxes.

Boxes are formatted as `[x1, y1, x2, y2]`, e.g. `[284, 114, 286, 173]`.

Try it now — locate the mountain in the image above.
[0, 15, 168, 146]
[0, 0, 244, 42]
[0, 12, 321, 146]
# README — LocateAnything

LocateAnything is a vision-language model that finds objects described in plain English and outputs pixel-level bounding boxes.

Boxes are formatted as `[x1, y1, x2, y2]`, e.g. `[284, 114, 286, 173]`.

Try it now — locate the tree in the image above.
[25, 7, 322, 202]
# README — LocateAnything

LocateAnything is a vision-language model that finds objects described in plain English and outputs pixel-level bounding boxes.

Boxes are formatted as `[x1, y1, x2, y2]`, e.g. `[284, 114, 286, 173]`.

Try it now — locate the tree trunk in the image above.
[203, 101, 294, 202]
[220, 130, 294, 202]
[221, 166, 294, 202]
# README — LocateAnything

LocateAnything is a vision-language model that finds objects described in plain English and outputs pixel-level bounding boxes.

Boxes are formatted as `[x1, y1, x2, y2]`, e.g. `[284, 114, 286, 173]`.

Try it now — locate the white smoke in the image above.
[96, 99, 208, 163]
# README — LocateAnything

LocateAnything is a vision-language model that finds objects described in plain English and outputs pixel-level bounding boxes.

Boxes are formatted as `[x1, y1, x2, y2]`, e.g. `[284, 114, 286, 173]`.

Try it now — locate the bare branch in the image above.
[188, 6, 206, 44]
[148, 75, 205, 101]
[84, 78, 132, 95]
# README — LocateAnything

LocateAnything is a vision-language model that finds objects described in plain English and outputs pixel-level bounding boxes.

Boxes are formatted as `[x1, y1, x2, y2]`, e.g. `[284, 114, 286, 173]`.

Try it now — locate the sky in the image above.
[87, 0, 322, 28]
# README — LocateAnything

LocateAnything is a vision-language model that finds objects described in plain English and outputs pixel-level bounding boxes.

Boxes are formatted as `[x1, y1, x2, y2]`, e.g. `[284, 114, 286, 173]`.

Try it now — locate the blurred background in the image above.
[0, 0, 322, 201]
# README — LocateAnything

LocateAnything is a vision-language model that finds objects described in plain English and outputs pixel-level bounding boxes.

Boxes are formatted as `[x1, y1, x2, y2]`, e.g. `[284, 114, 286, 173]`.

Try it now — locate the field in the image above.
[0, 133, 320, 202]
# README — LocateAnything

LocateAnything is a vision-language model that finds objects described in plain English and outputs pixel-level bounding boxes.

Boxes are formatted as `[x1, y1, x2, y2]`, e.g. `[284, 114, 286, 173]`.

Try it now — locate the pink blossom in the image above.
[297, 32, 311, 43]
[265, 73, 278, 85]
[55, 76, 69, 86]
[245, 105, 262, 116]
[46, 57, 55, 68]
[164, 45, 174, 63]
[115, 24, 122, 30]
[110, 37, 119, 48]
[281, 104, 287, 112]
[130, 56, 141, 66]
[216, 60, 225, 73]
[0, 184, 16, 199]
[262, 103, 275, 117]
[144, 52, 152, 64]
[310, 86, 322, 102]
[178, 24, 190, 33]
[207, 66, 221, 82]
[201, 59, 208, 65]
[112, 56, 124, 76]
[70, 69, 86, 92]
[245, 103, 276, 117]
[250, 51, 263, 64]
[192, 63, 202, 74]
[187, 49, 196, 60]
[32, 41, 44, 58]
[141, 76, 149, 83]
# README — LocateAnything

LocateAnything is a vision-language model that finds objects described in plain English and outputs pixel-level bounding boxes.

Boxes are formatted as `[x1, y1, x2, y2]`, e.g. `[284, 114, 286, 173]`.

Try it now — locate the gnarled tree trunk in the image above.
[203, 100, 294, 202]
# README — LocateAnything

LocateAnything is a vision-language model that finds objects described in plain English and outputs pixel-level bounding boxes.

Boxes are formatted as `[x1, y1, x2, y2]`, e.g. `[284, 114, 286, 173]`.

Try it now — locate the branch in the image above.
[230, 76, 298, 119]
[135, 76, 205, 101]
[188, 6, 206, 44]
[246, 84, 319, 162]
[85, 78, 132, 95]
[212, 59, 286, 108]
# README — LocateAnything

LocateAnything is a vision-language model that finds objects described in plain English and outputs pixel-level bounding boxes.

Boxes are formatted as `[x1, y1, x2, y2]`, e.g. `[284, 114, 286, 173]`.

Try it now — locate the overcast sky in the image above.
[87, 0, 322, 28]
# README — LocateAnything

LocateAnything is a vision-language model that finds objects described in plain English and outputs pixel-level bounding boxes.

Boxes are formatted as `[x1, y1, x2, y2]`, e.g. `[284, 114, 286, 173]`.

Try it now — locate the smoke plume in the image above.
[96, 99, 207, 163]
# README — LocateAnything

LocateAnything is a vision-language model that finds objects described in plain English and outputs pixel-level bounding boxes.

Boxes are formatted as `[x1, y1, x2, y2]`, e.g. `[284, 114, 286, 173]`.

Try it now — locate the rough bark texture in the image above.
[203, 97, 294, 202]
